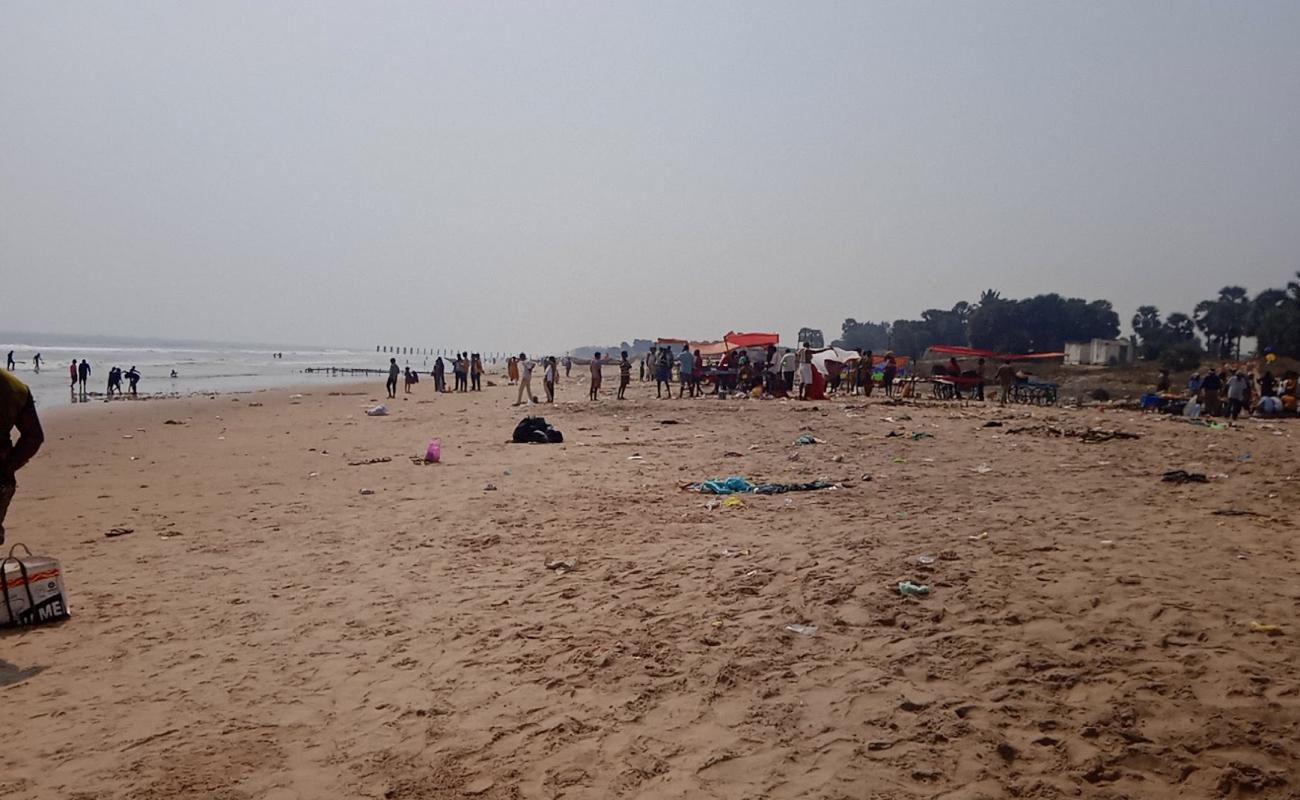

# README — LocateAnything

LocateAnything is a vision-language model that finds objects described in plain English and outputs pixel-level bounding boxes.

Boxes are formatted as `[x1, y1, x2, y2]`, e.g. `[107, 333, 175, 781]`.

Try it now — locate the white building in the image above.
[1065, 338, 1136, 366]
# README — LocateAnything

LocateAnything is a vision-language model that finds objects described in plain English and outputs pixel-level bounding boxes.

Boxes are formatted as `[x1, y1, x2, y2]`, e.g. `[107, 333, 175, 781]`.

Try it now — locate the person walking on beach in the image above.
[618, 351, 631, 400]
[5, 352, 13, 372]
[655, 347, 673, 399]
[77, 359, 91, 398]
[796, 342, 813, 400]
[386, 358, 399, 399]
[1226, 371, 1248, 420]
[881, 354, 897, 398]
[514, 353, 537, 406]
[562, 355, 572, 379]
[995, 359, 1016, 406]
[31, 353, 42, 373]
[589, 352, 603, 401]
[544, 357, 557, 403]
[433, 356, 446, 392]
[126, 366, 141, 397]
[69, 360, 78, 395]
[0, 369, 45, 546]
[677, 344, 695, 399]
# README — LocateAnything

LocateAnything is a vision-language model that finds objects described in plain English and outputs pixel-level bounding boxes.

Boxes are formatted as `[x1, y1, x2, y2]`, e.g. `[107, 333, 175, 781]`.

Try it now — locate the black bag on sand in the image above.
[513, 416, 564, 444]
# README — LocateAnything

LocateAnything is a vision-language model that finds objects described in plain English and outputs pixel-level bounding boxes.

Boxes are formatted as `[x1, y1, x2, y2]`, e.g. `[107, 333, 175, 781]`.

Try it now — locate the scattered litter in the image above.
[512, 416, 564, 444]
[898, 581, 931, 597]
[892, 457, 907, 464]
[969, 532, 989, 541]
[157, 531, 183, 539]
[1008, 424, 1139, 443]
[916, 555, 937, 566]
[982, 421, 1003, 428]
[425, 439, 442, 463]
[359, 489, 375, 496]
[685, 476, 836, 495]
[911, 432, 934, 441]
[121, 434, 133, 439]
[347, 456, 392, 466]
[1237, 453, 1254, 463]
[1162, 470, 1208, 484]
[163, 419, 184, 425]
[886, 431, 903, 438]
[705, 500, 720, 510]
[970, 463, 993, 474]
[861, 473, 873, 482]
[785, 623, 818, 636]
[1099, 539, 1114, 545]
[545, 558, 577, 574]
[723, 451, 743, 458]
[627, 455, 645, 461]
[366, 405, 389, 416]
[1213, 509, 1262, 517]
[308, 471, 319, 477]
[483, 483, 497, 491]
[722, 496, 746, 509]
[105, 527, 134, 538]
[794, 434, 824, 446]
[1250, 621, 1283, 636]
[830, 454, 844, 463]
[658, 419, 683, 425]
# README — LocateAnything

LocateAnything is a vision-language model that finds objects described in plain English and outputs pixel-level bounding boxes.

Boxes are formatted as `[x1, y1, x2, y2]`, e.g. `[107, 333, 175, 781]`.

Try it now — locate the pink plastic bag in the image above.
[425, 438, 441, 463]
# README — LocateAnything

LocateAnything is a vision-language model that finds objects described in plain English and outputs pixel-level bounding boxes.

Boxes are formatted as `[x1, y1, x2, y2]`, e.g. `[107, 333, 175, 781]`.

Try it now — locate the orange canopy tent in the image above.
[724, 331, 780, 350]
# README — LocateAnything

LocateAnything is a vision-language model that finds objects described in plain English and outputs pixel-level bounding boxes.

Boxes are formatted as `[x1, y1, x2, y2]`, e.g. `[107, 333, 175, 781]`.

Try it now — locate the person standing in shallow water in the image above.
[386, 358, 399, 399]
[77, 359, 91, 399]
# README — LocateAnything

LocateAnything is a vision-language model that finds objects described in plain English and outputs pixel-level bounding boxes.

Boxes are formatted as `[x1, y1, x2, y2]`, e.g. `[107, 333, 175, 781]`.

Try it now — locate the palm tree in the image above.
[1164, 312, 1195, 340]
[1132, 305, 1161, 337]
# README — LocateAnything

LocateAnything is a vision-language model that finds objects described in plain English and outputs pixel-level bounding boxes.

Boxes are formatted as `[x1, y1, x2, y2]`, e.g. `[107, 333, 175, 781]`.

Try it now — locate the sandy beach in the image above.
[3, 372, 1299, 799]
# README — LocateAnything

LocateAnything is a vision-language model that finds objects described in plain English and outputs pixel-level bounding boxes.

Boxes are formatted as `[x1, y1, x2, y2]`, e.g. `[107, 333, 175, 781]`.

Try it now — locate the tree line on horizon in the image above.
[569, 275, 1300, 370]
[796, 274, 1300, 371]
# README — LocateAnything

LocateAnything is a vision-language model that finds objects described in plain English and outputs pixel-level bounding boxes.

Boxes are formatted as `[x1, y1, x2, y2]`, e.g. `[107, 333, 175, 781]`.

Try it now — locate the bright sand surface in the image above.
[3, 374, 1299, 799]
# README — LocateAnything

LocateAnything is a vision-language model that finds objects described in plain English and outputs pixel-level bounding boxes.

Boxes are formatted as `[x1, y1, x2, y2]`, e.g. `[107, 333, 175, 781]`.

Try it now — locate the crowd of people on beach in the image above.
[1151, 360, 1299, 420]
[373, 343, 1045, 408]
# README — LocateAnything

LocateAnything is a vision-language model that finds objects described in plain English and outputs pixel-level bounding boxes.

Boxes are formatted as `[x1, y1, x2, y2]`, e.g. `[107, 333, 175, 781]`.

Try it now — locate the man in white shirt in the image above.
[514, 353, 538, 406]
[796, 343, 813, 400]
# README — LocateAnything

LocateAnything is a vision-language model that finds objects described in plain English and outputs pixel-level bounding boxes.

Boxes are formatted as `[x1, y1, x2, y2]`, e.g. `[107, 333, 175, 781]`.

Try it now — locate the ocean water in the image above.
[0, 335, 440, 411]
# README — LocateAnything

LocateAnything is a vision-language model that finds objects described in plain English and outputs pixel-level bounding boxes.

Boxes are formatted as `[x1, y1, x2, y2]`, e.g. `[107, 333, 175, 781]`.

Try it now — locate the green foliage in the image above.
[832, 319, 890, 352]
[1159, 339, 1203, 372]
[967, 293, 1119, 353]
[1194, 286, 1250, 358]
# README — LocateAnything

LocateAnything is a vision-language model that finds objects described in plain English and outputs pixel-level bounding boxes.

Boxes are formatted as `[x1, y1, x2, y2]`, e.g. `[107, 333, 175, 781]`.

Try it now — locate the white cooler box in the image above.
[1, 544, 70, 627]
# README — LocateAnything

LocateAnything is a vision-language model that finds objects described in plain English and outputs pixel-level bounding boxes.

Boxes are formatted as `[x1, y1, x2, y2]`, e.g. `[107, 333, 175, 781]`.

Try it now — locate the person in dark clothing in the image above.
[386, 358, 399, 399]
[77, 359, 91, 399]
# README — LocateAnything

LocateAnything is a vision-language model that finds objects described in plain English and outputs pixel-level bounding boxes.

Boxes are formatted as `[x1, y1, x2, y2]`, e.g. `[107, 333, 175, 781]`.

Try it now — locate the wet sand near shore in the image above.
[3, 375, 1299, 799]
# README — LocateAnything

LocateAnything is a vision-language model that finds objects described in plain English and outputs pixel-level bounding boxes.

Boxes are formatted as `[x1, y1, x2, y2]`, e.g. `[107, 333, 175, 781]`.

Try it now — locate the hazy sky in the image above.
[3, 2, 1298, 353]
